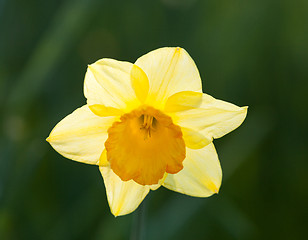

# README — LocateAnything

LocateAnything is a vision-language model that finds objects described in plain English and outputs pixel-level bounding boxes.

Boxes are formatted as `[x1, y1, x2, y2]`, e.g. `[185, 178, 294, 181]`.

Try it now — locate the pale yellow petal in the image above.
[89, 104, 123, 117]
[47, 105, 116, 165]
[163, 143, 222, 197]
[135, 47, 202, 109]
[130, 64, 149, 103]
[181, 127, 211, 149]
[100, 166, 150, 216]
[164, 91, 203, 112]
[84, 59, 139, 112]
[175, 93, 248, 139]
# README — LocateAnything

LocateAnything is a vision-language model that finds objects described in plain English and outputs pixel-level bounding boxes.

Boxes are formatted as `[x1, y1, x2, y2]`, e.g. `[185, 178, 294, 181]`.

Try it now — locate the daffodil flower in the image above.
[47, 47, 247, 216]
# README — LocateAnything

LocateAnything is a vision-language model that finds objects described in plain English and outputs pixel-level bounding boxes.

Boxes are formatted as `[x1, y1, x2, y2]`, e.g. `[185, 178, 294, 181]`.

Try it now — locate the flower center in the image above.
[105, 106, 186, 185]
[140, 114, 156, 139]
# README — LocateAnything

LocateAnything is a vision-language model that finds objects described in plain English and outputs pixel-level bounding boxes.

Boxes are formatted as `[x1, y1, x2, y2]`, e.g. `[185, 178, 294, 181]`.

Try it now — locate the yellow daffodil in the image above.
[47, 47, 247, 216]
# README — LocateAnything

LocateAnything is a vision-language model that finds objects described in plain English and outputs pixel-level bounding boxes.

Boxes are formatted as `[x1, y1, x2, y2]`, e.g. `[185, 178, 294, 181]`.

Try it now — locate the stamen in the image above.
[140, 114, 155, 139]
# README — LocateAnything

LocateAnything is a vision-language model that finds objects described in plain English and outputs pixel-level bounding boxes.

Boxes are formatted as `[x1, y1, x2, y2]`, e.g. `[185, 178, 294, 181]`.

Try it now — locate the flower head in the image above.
[47, 47, 247, 216]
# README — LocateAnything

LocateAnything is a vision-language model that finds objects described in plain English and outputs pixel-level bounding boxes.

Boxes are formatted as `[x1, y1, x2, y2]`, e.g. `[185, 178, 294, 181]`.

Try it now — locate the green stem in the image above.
[130, 199, 147, 240]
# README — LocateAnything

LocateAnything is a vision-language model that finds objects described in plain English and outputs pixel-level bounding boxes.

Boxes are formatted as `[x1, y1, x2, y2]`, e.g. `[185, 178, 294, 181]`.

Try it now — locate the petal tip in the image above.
[204, 176, 221, 196]
[241, 105, 249, 119]
[111, 210, 119, 217]
[87, 64, 98, 74]
[110, 206, 130, 217]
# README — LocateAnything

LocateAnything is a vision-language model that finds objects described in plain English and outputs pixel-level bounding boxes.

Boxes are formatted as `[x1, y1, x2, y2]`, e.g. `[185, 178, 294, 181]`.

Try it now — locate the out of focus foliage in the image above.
[0, 0, 307, 239]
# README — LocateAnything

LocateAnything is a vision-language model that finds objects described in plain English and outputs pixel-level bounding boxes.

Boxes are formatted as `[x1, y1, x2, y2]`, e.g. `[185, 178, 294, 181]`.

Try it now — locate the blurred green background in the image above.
[1, 0, 307, 239]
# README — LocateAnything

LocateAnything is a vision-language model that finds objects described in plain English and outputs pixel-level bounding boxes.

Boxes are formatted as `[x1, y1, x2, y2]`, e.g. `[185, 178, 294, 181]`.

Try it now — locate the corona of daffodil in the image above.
[47, 47, 247, 216]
